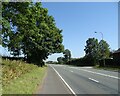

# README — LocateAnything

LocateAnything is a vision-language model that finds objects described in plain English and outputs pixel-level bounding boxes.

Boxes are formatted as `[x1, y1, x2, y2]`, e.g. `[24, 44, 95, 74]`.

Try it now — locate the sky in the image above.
[41, 2, 118, 61]
[0, 2, 118, 61]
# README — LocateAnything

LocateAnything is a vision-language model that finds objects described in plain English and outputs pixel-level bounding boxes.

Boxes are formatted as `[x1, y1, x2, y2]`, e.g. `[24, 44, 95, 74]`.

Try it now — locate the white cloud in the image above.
[46, 53, 63, 61]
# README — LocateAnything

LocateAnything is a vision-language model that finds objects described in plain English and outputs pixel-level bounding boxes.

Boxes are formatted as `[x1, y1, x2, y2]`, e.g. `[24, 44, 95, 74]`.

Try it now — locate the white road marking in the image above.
[50, 65, 77, 96]
[81, 69, 120, 79]
[89, 78, 99, 83]
[71, 67, 120, 80]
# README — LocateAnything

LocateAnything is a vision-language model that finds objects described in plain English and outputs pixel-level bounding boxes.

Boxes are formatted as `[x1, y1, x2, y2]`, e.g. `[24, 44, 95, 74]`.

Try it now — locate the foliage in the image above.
[63, 49, 71, 63]
[84, 38, 110, 65]
[66, 57, 95, 66]
[94, 65, 120, 70]
[57, 57, 64, 64]
[2, 2, 64, 66]
[84, 38, 99, 58]
[98, 40, 110, 59]
[84, 38, 99, 65]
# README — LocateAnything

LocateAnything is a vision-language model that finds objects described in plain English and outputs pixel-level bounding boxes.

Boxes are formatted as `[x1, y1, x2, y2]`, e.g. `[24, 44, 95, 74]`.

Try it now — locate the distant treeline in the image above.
[46, 61, 58, 64]
[66, 56, 96, 66]
[66, 57, 120, 67]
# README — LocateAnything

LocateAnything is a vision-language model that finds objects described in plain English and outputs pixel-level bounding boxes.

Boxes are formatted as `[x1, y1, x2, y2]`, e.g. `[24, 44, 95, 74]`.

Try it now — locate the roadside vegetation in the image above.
[2, 59, 47, 94]
[1, 2, 119, 95]
[2, 2, 63, 94]
[57, 38, 111, 66]
[2, 2, 64, 67]
[56, 38, 119, 69]
[94, 65, 120, 71]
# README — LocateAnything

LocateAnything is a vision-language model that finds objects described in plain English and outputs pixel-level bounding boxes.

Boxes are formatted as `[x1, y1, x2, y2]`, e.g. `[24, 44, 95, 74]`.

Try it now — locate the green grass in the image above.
[2, 59, 47, 94]
[94, 65, 120, 71]
[2, 59, 39, 86]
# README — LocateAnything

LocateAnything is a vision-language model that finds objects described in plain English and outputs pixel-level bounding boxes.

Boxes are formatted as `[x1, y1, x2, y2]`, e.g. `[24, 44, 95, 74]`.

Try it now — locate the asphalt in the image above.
[37, 65, 72, 94]
[51, 64, 119, 95]
[37, 64, 119, 95]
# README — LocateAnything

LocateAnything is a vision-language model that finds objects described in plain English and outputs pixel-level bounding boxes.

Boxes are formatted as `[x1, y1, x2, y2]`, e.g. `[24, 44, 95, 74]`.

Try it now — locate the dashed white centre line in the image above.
[70, 67, 119, 80]
[89, 78, 99, 83]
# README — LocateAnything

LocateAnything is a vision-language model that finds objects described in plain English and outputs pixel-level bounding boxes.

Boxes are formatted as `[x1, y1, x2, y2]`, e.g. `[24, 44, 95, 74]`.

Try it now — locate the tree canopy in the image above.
[98, 40, 110, 59]
[2, 2, 64, 66]
[57, 57, 64, 64]
[84, 38, 110, 65]
[84, 38, 99, 59]
[63, 49, 71, 63]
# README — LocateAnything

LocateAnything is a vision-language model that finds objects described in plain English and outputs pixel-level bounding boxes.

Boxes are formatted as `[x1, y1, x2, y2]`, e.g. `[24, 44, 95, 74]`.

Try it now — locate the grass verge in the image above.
[2, 66, 47, 94]
[94, 65, 120, 71]
[2, 59, 47, 94]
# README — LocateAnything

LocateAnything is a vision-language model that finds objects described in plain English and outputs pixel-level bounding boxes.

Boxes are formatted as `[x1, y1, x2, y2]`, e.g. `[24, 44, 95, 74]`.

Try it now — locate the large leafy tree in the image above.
[2, 2, 64, 66]
[84, 38, 99, 59]
[84, 38, 110, 65]
[84, 38, 99, 65]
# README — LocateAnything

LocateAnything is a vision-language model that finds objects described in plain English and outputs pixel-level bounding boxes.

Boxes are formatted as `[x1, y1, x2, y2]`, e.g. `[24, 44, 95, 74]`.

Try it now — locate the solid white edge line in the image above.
[89, 78, 99, 83]
[50, 65, 77, 96]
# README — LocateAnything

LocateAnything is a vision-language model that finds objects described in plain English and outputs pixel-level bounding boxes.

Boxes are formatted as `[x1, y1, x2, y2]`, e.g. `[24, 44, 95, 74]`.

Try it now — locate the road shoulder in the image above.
[36, 65, 72, 94]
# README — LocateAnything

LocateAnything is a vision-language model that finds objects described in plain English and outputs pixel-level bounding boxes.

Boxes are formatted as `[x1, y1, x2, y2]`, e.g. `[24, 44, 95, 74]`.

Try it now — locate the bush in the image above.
[99, 58, 120, 67]
[105, 59, 114, 66]
[114, 58, 120, 66]
[99, 59, 105, 67]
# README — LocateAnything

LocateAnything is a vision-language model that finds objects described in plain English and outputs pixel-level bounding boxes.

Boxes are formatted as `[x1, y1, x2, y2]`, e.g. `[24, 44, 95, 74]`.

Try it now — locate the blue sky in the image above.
[1, 2, 118, 61]
[42, 2, 118, 61]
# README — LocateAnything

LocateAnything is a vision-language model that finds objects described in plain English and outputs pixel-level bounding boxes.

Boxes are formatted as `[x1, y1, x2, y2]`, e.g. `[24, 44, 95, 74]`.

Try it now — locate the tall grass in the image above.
[2, 59, 38, 86]
[2, 59, 47, 94]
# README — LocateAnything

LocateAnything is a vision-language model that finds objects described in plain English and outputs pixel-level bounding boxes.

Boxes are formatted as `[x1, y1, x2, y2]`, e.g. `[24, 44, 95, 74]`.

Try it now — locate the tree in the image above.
[63, 49, 71, 63]
[2, 2, 64, 66]
[57, 57, 64, 64]
[98, 40, 110, 59]
[84, 38, 110, 65]
[84, 38, 99, 65]
[84, 38, 99, 58]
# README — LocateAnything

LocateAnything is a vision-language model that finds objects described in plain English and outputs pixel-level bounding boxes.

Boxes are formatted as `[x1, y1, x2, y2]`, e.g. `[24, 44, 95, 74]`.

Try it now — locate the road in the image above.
[37, 65, 72, 94]
[48, 64, 119, 95]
